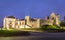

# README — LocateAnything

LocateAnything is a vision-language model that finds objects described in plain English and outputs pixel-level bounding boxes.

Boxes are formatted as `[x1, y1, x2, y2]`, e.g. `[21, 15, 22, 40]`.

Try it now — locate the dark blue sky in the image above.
[0, 0, 65, 26]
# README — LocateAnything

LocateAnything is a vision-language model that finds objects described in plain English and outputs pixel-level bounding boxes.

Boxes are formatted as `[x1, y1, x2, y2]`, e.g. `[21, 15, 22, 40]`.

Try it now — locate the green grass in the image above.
[48, 25, 59, 29]
[41, 25, 65, 32]
[0, 30, 30, 37]
[62, 26, 65, 29]
[21, 28, 41, 30]
[0, 28, 42, 37]
[41, 25, 59, 30]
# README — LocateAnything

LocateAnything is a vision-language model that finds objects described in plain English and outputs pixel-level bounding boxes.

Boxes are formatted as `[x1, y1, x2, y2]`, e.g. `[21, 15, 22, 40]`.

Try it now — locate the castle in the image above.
[40, 12, 60, 26]
[3, 12, 60, 29]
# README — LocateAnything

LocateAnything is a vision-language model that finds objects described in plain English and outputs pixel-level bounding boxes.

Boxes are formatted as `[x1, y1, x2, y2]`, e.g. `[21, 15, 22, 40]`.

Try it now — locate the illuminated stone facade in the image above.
[3, 16, 40, 29]
[3, 12, 60, 29]
[25, 16, 40, 28]
[40, 12, 60, 26]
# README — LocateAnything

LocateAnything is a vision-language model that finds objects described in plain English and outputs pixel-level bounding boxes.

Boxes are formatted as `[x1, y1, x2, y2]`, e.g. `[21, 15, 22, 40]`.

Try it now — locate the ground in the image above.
[0, 28, 65, 40]
[0, 32, 65, 40]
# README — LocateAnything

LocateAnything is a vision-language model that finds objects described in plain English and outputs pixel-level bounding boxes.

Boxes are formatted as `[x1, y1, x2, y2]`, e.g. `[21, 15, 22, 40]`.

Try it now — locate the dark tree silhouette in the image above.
[60, 16, 65, 26]
[60, 22, 65, 26]
[64, 16, 65, 21]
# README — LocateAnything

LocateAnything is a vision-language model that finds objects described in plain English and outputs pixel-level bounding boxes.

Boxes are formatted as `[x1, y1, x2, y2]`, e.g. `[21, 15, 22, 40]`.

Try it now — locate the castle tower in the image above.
[3, 16, 6, 28]
[50, 12, 55, 17]
[3, 16, 16, 29]
[37, 19, 40, 28]
[25, 16, 30, 26]
[50, 12, 60, 26]
[55, 14, 60, 26]
[50, 12, 56, 20]
[25, 16, 30, 22]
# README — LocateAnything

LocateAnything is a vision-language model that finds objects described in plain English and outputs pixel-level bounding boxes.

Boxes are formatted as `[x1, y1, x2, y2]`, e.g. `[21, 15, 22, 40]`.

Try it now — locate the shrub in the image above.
[60, 22, 65, 26]
[41, 25, 59, 30]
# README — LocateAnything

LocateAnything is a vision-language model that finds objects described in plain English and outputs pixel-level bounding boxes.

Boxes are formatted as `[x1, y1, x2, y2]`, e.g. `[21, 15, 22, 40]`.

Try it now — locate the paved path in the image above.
[0, 32, 65, 40]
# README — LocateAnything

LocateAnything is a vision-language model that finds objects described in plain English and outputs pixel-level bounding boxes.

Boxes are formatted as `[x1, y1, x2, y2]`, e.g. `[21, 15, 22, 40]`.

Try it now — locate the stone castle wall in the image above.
[3, 12, 60, 29]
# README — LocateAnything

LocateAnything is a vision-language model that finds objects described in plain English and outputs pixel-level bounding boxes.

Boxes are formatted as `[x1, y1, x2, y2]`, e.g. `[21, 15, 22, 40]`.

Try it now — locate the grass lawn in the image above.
[21, 28, 42, 30]
[0, 28, 42, 37]
[0, 30, 30, 37]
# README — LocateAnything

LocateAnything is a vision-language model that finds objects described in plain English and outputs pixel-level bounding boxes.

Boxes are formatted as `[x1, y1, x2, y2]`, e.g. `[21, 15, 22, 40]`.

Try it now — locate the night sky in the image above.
[0, 0, 65, 26]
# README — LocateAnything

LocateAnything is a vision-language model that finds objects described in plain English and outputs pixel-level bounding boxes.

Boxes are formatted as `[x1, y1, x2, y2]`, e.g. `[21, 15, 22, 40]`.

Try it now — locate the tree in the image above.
[64, 16, 65, 21]
[60, 22, 65, 26]
[60, 16, 65, 27]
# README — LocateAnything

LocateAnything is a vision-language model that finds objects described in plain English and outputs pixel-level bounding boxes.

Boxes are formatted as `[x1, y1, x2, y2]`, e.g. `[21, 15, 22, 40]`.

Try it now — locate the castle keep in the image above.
[3, 12, 60, 29]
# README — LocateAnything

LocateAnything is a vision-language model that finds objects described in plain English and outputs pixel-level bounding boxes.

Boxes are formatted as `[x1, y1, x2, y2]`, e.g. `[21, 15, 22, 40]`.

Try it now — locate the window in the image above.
[22, 22, 24, 25]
